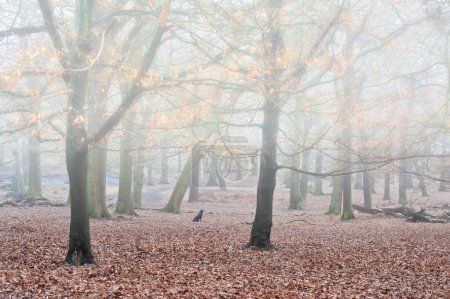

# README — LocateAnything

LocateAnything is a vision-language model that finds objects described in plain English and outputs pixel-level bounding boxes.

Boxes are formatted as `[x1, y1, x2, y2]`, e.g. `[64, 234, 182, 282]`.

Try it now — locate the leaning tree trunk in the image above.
[27, 137, 42, 198]
[116, 114, 135, 215]
[314, 149, 323, 196]
[163, 148, 201, 213]
[188, 145, 201, 203]
[363, 169, 372, 209]
[288, 154, 301, 209]
[327, 175, 342, 215]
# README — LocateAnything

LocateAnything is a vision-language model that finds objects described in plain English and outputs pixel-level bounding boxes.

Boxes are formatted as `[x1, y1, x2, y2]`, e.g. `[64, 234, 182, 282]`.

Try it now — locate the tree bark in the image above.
[206, 153, 219, 186]
[163, 147, 201, 213]
[27, 137, 42, 198]
[383, 172, 391, 200]
[288, 154, 301, 209]
[327, 176, 342, 215]
[313, 150, 323, 196]
[188, 145, 200, 202]
[116, 114, 135, 215]
[363, 169, 372, 209]
[133, 146, 144, 209]
[299, 150, 310, 204]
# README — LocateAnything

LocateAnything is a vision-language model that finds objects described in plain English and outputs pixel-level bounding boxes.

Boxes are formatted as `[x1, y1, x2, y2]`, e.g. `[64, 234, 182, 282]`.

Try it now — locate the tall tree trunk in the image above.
[341, 172, 354, 220]
[354, 171, 363, 189]
[147, 165, 154, 186]
[314, 150, 323, 196]
[159, 147, 169, 184]
[363, 169, 372, 209]
[21, 138, 29, 186]
[27, 137, 41, 198]
[415, 161, 428, 197]
[299, 150, 310, 203]
[288, 154, 301, 209]
[248, 1, 282, 248]
[116, 114, 135, 215]
[86, 73, 109, 218]
[206, 153, 219, 186]
[383, 172, 391, 200]
[12, 146, 25, 193]
[327, 176, 342, 215]
[398, 171, 407, 205]
[133, 147, 144, 209]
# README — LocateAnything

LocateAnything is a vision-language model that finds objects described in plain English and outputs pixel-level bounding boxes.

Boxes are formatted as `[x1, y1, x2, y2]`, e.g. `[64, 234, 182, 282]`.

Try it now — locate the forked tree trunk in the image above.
[27, 137, 41, 198]
[327, 176, 342, 215]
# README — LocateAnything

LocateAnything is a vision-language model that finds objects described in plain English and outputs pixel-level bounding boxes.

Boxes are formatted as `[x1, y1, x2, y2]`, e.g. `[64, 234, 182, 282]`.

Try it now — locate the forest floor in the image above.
[0, 182, 449, 298]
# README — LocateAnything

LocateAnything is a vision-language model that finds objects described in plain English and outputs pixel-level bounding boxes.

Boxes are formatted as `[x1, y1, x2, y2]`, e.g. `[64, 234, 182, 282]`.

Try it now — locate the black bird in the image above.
[193, 210, 204, 222]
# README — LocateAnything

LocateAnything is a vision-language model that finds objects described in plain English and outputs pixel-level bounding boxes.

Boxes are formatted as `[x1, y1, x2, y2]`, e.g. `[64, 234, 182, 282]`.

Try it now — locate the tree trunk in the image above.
[206, 154, 219, 186]
[354, 171, 363, 189]
[27, 137, 41, 198]
[133, 147, 144, 209]
[163, 148, 201, 213]
[383, 172, 391, 200]
[12, 147, 25, 193]
[86, 70, 109, 218]
[341, 173, 354, 220]
[188, 145, 200, 202]
[21, 138, 29, 186]
[399, 171, 407, 204]
[248, 1, 282, 248]
[314, 150, 323, 196]
[116, 115, 135, 215]
[159, 147, 169, 184]
[327, 176, 342, 215]
[288, 155, 301, 209]
[251, 152, 259, 176]
[147, 165, 154, 186]
[363, 169, 372, 209]
[299, 150, 310, 203]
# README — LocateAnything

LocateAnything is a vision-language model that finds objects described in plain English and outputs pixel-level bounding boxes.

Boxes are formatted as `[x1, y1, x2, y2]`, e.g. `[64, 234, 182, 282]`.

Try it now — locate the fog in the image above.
[0, 0, 449, 296]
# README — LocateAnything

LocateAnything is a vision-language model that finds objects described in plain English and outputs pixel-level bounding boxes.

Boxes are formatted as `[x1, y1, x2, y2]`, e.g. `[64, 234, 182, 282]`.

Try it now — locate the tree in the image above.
[38, 0, 170, 264]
